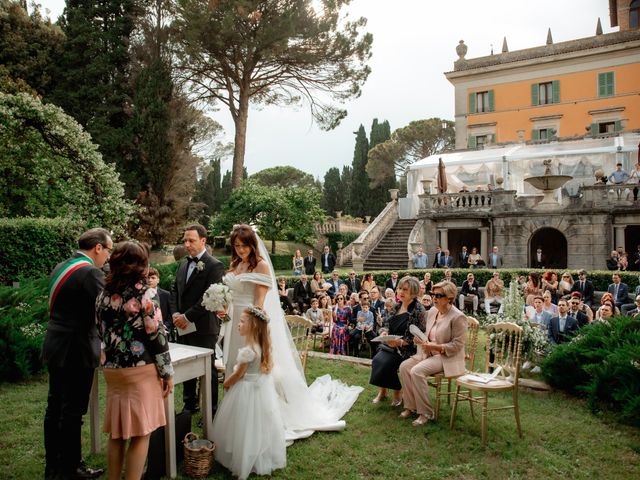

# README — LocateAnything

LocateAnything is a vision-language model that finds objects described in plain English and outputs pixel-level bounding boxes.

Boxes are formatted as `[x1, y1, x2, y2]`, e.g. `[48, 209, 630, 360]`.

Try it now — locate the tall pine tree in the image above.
[348, 124, 369, 217]
[369, 118, 396, 213]
[321, 167, 343, 216]
[340, 165, 353, 216]
[47, 0, 138, 189]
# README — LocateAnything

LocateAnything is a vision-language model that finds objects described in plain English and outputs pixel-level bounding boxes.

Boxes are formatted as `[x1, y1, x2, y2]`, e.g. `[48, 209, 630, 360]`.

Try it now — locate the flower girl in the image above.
[212, 305, 286, 479]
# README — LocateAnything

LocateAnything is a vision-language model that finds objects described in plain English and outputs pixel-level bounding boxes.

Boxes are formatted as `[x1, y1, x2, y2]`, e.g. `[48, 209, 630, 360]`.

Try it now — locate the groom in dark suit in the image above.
[171, 224, 225, 416]
[43, 227, 112, 480]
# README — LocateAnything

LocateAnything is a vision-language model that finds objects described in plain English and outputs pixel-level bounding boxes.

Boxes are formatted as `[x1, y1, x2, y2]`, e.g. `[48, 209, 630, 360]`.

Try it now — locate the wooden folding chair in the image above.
[285, 314, 313, 375]
[449, 322, 524, 447]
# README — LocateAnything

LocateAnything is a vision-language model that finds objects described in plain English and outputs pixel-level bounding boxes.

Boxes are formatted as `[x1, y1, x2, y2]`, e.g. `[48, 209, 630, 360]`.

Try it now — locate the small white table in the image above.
[90, 343, 215, 479]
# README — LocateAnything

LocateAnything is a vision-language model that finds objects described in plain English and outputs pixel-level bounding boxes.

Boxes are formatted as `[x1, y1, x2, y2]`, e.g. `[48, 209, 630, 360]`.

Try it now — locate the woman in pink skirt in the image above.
[96, 241, 174, 480]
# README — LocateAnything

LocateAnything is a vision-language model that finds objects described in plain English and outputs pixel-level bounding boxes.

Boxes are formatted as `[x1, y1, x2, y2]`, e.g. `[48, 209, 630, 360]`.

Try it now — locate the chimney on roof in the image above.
[546, 28, 553, 45]
[596, 17, 603, 35]
[502, 37, 509, 53]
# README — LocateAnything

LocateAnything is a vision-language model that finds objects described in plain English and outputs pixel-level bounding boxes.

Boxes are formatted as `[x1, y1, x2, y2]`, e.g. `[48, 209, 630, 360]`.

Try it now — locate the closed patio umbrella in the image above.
[437, 157, 448, 193]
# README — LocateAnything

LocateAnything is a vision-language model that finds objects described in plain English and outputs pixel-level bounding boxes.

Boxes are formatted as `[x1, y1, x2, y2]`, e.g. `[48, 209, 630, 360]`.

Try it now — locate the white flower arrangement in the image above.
[202, 282, 233, 320]
[196, 261, 205, 272]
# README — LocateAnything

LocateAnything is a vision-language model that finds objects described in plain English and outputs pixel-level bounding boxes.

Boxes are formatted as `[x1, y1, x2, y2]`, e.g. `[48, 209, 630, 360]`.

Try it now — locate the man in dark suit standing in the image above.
[303, 249, 316, 275]
[570, 269, 595, 308]
[458, 246, 469, 269]
[548, 299, 579, 345]
[345, 270, 361, 296]
[171, 224, 225, 416]
[320, 245, 336, 274]
[532, 247, 546, 268]
[385, 271, 399, 292]
[43, 228, 112, 480]
[439, 249, 454, 268]
[607, 272, 629, 309]
[432, 246, 443, 268]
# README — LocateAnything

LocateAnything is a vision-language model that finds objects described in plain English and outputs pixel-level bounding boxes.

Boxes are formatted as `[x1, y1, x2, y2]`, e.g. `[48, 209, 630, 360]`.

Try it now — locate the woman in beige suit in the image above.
[398, 280, 467, 426]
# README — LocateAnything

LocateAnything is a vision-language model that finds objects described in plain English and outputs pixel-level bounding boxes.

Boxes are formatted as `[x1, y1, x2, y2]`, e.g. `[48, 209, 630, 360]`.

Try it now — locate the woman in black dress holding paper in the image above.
[370, 276, 427, 406]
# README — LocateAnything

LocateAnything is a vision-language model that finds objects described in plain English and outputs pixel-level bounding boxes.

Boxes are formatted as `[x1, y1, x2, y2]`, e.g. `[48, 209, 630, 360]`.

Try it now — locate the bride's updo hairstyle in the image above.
[229, 224, 262, 272]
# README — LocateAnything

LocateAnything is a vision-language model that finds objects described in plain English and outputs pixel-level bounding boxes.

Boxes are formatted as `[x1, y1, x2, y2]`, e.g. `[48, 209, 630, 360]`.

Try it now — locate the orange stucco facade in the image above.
[467, 62, 640, 142]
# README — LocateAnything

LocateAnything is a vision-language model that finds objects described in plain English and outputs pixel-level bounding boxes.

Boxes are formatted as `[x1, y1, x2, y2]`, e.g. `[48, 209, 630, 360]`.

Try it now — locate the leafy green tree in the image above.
[250, 166, 317, 189]
[368, 118, 395, 212]
[212, 180, 325, 253]
[340, 164, 353, 215]
[0, 93, 135, 235]
[46, 0, 139, 182]
[193, 157, 223, 225]
[321, 167, 342, 216]
[173, 0, 373, 190]
[367, 118, 455, 187]
[349, 124, 369, 217]
[0, 1, 63, 96]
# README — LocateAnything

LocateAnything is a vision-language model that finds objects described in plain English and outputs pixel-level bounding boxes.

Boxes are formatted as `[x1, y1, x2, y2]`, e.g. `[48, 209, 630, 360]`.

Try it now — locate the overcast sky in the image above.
[40, 0, 612, 179]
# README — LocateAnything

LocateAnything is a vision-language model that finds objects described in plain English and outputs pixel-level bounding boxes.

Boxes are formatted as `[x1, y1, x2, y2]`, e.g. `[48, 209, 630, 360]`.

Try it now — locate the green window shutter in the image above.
[552, 80, 560, 103]
[590, 123, 598, 137]
[488, 90, 495, 112]
[489, 134, 495, 144]
[468, 135, 477, 148]
[531, 83, 539, 106]
[614, 120, 622, 132]
[606, 72, 615, 96]
[598, 73, 606, 97]
[469, 93, 476, 113]
[532, 129, 540, 141]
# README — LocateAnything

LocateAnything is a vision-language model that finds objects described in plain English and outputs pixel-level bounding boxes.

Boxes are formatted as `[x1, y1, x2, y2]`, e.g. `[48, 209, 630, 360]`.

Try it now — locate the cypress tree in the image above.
[369, 118, 397, 211]
[349, 124, 370, 217]
[340, 165, 353, 216]
[321, 167, 342, 216]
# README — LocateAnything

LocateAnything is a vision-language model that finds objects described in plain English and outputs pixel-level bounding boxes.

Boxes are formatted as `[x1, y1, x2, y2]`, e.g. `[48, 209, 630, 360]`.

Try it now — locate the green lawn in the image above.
[1, 358, 639, 479]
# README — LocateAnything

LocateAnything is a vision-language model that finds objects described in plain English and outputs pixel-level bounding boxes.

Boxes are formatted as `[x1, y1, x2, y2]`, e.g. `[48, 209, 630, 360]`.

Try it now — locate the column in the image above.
[480, 227, 489, 262]
[614, 225, 625, 250]
[438, 229, 448, 250]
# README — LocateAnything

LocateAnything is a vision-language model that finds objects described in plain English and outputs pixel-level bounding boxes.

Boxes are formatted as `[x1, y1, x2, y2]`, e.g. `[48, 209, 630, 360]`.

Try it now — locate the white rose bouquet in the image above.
[202, 283, 233, 322]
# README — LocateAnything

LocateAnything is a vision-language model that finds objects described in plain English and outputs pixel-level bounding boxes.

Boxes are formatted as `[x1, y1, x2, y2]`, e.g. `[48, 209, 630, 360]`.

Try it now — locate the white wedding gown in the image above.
[221, 237, 363, 442]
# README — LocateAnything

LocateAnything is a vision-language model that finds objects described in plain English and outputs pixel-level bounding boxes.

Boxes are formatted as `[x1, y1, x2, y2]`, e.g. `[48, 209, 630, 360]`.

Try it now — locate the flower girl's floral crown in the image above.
[247, 304, 269, 323]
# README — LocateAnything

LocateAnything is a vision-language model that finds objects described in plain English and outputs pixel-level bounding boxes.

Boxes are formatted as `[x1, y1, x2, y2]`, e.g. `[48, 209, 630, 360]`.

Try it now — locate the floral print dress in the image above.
[330, 305, 352, 355]
[96, 283, 173, 379]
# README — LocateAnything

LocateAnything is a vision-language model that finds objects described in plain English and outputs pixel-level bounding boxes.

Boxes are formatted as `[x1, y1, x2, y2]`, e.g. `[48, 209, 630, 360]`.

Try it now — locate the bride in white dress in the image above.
[221, 224, 363, 441]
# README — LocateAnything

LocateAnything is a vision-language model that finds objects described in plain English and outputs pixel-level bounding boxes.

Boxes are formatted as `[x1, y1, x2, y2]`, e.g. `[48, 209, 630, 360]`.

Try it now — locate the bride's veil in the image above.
[255, 235, 362, 440]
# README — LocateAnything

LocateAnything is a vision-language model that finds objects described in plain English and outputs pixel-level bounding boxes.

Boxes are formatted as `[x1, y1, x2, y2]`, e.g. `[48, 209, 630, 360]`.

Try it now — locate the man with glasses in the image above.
[484, 271, 505, 314]
[303, 249, 316, 275]
[345, 270, 361, 295]
[327, 270, 344, 299]
[458, 272, 480, 313]
[43, 228, 112, 480]
[568, 292, 589, 327]
[570, 269, 594, 308]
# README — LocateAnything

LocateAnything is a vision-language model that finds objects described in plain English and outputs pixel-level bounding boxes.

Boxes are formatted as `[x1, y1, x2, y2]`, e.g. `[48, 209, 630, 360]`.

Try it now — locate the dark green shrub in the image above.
[0, 217, 85, 285]
[541, 315, 640, 426]
[325, 232, 360, 253]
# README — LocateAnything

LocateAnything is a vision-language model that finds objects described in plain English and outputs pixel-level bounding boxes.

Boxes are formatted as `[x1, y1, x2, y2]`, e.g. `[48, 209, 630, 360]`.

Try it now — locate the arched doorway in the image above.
[529, 228, 567, 269]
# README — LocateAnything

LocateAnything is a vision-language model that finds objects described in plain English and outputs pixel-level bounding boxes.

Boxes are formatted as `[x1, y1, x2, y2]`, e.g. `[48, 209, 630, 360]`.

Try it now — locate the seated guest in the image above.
[484, 271, 505, 315]
[548, 298, 578, 345]
[626, 295, 640, 317]
[542, 271, 559, 304]
[147, 267, 176, 342]
[326, 271, 344, 299]
[370, 276, 426, 407]
[413, 247, 428, 269]
[525, 296, 552, 328]
[293, 274, 312, 313]
[524, 272, 542, 306]
[558, 272, 574, 299]
[571, 270, 595, 308]
[399, 280, 467, 426]
[344, 270, 361, 295]
[362, 273, 376, 293]
[369, 286, 385, 318]
[596, 293, 620, 319]
[349, 300, 375, 357]
[621, 282, 640, 315]
[421, 294, 432, 310]
[277, 276, 296, 314]
[542, 291, 558, 316]
[596, 302, 615, 322]
[310, 271, 330, 297]
[606, 250, 620, 271]
[458, 272, 480, 313]
[377, 298, 396, 334]
[608, 272, 629, 309]
[329, 294, 351, 355]
[567, 293, 589, 327]
[318, 294, 333, 338]
[419, 281, 426, 298]
[421, 272, 433, 295]
[443, 269, 456, 286]
[384, 287, 396, 301]
[467, 247, 482, 269]
[305, 297, 324, 334]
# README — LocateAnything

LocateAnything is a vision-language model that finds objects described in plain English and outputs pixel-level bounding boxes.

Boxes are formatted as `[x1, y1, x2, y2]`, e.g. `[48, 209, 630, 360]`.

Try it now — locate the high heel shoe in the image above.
[399, 409, 413, 418]
[372, 394, 388, 404]
[412, 415, 430, 426]
[390, 398, 402, 407]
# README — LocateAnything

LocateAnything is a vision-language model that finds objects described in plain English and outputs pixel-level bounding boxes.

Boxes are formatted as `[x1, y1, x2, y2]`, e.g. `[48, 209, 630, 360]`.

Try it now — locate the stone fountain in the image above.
[523, 159, 573, 209]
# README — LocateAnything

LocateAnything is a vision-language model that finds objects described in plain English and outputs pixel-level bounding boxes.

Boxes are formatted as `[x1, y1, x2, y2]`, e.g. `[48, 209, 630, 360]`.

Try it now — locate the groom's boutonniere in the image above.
[196, 261, 205, 272]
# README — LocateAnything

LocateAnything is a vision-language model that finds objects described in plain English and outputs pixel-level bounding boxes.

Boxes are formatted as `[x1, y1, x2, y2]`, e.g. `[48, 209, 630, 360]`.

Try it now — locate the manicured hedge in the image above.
[0, 217, 85, 285]
[325, 232, 360, 254]
[541, 315, 640, 426]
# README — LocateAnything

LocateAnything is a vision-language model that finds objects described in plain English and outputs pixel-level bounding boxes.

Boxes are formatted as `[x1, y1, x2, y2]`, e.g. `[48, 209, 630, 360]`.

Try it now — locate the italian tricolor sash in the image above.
[49, 257, 94, 313]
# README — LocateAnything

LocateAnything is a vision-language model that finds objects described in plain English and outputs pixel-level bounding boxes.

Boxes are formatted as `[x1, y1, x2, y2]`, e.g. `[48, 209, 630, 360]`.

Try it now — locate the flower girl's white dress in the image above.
[212, 345, 286, 479]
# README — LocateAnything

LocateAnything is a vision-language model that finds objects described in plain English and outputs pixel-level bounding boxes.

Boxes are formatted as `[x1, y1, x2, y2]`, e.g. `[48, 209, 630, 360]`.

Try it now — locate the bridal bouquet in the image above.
[202, 283, 233, 322]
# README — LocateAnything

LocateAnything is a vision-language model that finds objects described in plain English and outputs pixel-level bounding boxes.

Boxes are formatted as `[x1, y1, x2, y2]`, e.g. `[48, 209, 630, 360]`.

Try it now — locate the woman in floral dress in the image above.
[330, 294, 351, 355]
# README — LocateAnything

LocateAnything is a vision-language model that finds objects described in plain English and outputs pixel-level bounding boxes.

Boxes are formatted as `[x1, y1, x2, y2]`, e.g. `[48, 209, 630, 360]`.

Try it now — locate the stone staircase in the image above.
[364, 219, 416, 270]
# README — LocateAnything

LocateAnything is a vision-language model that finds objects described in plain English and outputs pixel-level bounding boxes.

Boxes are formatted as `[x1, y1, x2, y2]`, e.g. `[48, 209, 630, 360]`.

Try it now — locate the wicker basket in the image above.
[183, 432, 215, 478]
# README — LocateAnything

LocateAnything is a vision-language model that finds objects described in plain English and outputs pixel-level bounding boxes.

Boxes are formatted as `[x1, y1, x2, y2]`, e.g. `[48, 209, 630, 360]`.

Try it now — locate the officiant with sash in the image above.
[398, 280, 467, 426]
[43, 228, 112, 480]
[370, 276, 426, 408]
[171, 224, 225, 416]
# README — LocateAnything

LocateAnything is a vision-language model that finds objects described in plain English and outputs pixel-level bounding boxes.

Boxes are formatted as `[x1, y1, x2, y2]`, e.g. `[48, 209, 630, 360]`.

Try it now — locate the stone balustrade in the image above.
[420, 191, 494, 212]
[580, 183, 638, 207]
[315, 217, 368, 235]
[348, 200, 398, 270]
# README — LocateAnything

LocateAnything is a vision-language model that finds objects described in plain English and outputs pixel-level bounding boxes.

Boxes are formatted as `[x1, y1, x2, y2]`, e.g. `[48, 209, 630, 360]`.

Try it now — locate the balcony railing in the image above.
[421, 191, 493, 212]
